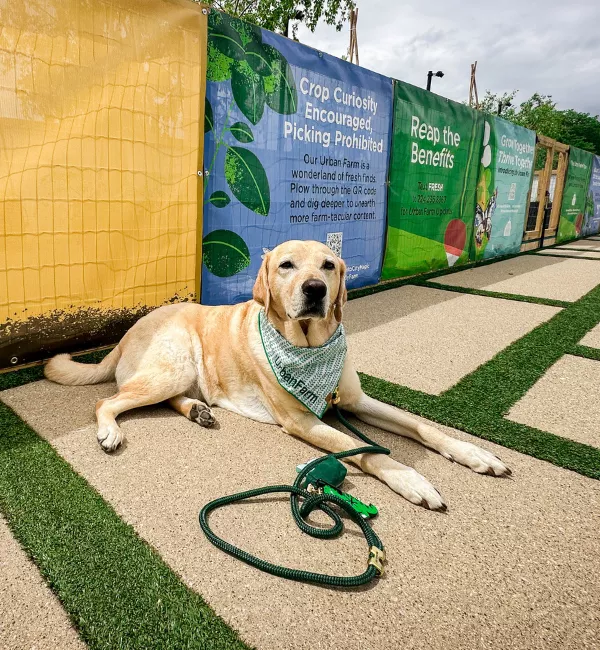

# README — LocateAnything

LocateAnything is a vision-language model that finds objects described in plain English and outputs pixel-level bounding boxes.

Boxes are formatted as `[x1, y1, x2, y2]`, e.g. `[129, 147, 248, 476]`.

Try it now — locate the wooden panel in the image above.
[537, 134, 555, 148]
[520, 239, 541, 252]
[531, 144, 555, 237]
[549, 150, 569, 230]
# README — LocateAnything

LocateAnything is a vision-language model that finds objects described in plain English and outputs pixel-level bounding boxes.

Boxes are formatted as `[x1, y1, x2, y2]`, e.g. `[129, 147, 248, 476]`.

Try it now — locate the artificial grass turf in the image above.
[360, 373, 600, 480]
[411, 280, 571, 308]
[0, 404, 250, 650]
[533, 252, 600, 261]
[361, 281, 600, 480]
[553, 246, 600, 252]
[440, 283, 600, 416]
[347, 233, 584, 303]
[570, 344, 600, 362]
[347, 249, 526, 301]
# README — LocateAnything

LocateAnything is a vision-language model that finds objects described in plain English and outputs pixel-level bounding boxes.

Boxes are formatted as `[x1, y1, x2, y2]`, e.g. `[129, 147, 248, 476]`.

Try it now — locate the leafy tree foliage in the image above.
[205, 0, 355, 37]
[479, 91, 600, 155]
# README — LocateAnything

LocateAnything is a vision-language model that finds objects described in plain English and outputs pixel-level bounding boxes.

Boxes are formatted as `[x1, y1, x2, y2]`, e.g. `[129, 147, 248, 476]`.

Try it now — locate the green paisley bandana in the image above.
[258, 310, 347, 418]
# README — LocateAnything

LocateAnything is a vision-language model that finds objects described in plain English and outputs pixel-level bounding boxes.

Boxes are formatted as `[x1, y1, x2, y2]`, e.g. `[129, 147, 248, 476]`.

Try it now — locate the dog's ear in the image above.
[253, 253, 271, 315]
[334, 259, 347, 323]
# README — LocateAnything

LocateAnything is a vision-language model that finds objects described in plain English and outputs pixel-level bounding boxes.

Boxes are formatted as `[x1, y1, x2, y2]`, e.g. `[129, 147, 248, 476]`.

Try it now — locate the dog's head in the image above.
[253, 240, 347, 323]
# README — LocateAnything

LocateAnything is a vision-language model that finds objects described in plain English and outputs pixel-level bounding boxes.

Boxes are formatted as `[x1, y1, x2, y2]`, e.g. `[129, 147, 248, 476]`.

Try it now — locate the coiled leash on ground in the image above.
[199, 395, 390, 587]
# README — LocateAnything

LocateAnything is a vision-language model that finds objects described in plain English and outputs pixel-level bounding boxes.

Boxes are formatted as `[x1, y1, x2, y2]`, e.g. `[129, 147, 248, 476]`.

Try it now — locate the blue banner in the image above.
[582, 155, 600, 236]
[201, 11, 392, 304]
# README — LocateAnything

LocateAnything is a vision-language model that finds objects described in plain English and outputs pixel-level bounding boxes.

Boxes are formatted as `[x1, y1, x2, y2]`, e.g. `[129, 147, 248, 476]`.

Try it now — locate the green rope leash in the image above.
[199, 403, 390, 587]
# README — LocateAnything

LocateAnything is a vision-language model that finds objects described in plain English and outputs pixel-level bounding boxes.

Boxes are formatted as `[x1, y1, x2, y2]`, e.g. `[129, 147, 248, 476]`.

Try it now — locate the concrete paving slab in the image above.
[0, 515, 84, 650]
[2, 380, 600, 650]
[580, 323, 600, 348]
[537, 249, 600, 258]
[344, 286, 559, 394]
[431, 256, 600, 302]
[507, 355, 600, 448]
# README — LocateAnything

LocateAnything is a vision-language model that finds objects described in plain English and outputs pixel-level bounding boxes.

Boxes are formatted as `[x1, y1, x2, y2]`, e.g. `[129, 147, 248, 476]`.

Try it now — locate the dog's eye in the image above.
[279, 260, 294, 269]
[322, 260, 335, 271]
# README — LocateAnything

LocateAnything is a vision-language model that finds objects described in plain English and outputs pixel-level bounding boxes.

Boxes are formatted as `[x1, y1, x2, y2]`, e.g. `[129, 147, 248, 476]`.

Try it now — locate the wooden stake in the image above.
[347, 8, 359, 65]
[548, 147, 569, 231]
[469, 61, 479, 109]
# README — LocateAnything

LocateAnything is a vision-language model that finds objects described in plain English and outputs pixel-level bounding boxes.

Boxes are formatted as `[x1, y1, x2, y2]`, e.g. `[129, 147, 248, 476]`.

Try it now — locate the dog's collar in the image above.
[258, 310, 347, 418]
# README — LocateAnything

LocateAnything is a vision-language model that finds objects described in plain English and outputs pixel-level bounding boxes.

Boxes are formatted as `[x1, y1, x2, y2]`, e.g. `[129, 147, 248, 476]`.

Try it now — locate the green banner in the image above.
[556, 146, 594, 243]
[472, 117, 536, 260]
[381, 81, 483, 279]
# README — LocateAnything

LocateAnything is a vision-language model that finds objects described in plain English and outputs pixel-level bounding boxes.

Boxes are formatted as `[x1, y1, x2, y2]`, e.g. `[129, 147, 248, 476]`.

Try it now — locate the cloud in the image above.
[296, 0, 600, 115]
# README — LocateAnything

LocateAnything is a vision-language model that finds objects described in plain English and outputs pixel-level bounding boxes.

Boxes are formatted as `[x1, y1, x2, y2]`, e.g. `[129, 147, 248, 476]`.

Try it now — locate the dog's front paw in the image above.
[381, 466, 446, 511]
[189, 401, 216, 427]
[97, 424, 123, 452]
[446, 440, 511, 477]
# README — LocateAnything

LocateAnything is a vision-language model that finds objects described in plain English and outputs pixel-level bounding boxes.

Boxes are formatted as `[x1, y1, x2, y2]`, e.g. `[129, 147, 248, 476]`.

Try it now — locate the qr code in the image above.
[326, 232, 343, 257]
[508, 182, 516, 201]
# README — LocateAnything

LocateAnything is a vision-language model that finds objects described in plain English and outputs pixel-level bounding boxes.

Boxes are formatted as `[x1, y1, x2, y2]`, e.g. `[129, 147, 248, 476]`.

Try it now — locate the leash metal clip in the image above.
[330, 387, 341, 405]
[368, 546, 386, 576]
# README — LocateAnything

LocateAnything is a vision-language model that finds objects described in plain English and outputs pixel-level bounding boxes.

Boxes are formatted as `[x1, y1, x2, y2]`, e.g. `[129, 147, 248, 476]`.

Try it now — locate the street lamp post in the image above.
[426, 70, 444, 91]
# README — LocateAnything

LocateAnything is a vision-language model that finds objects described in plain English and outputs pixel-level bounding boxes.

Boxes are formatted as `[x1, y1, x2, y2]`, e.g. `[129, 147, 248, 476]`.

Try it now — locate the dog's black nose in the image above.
[302, 279, 327, 300]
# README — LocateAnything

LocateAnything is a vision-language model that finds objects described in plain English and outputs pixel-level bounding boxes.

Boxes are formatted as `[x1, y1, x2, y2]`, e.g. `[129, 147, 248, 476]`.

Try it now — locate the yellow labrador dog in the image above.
[45, 240, 510, 509]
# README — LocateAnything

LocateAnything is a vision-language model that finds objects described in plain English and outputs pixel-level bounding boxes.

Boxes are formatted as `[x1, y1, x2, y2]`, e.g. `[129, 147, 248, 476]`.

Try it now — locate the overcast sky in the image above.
[296, 0, 600, 115]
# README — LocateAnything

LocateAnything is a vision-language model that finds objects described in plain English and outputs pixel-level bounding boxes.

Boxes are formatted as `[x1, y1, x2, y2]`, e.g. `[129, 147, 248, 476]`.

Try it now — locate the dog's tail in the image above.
[44, 347, 121, 386]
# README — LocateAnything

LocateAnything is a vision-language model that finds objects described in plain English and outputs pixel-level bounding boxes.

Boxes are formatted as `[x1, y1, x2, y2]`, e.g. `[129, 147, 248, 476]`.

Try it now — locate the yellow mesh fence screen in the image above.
[0, 0, 206, 367]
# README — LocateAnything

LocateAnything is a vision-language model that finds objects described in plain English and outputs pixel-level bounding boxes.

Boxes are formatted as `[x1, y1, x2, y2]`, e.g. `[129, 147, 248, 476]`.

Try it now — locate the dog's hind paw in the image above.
[189, 401, 216, 428]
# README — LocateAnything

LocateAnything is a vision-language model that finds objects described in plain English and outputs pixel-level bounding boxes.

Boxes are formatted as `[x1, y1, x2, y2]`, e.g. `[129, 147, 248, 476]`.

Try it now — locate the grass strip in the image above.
[0, 402, 250, 650]
[411, 280, 571, 308]
[534, 252, 600, 261]
[359, 282, 600, 480]
[347, 234, 592, 303]
[553, 246, 600, 252]
[346, 249, 541, 301]
[569, 344, 600, 361]
[359, 374, 600, 480]
[441, 283, 600, 416]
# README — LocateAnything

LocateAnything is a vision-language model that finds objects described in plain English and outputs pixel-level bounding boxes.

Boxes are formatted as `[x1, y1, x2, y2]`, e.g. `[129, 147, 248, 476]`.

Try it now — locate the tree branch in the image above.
[237, 0, 256, 17]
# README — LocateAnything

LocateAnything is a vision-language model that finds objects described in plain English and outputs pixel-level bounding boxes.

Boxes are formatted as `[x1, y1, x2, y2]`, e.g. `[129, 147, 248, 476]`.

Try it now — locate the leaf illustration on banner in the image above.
[229, 122, 254, 143]
[203, 229, 250, 277]
[231, 60, 265, 125]
[208, 191, 231, 208]
[476, 181, 488, 209]
[245, 40, 275, 77]
[262, 44, 298, 115]
[225, 146, 270, 216]
[482, 167, 492, 189]
[208, 11, 246, 61]
[207, 41, 235, 82]
[229, 16, 263, 47]
[476, 165, 491, 208]
[204, 98, 214, 134]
